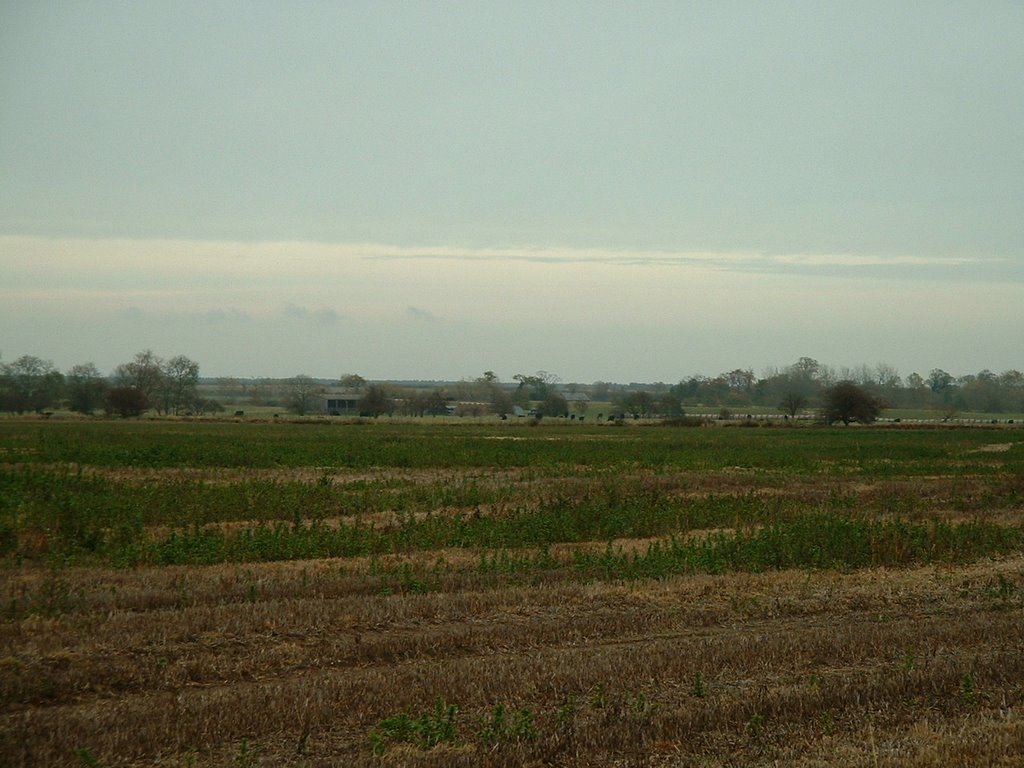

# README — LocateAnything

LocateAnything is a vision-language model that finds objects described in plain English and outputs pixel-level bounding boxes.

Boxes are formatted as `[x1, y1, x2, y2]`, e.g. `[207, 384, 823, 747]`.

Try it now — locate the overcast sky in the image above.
[1, 2, 1021, 383]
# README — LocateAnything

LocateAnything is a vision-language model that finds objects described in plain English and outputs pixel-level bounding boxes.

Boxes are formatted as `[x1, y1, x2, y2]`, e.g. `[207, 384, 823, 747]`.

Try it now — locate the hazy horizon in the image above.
[2, 3, 1021, 381]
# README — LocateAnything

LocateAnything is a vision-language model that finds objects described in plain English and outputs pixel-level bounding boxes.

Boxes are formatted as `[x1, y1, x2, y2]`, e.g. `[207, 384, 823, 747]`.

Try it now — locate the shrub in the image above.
[105, 386, 148, 418]
[821, 381, 885, 425]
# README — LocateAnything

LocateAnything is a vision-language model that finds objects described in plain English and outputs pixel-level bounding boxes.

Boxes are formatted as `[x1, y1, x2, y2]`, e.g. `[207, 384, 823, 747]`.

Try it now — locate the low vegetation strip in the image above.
[1, 419, 1019, 472]
[111, 513, 1024, 575]
[4, 467, 1022, 569]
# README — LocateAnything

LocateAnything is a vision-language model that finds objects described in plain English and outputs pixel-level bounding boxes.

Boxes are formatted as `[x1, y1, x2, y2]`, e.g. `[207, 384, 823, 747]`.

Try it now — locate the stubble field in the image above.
[1, 419, 1023, 766]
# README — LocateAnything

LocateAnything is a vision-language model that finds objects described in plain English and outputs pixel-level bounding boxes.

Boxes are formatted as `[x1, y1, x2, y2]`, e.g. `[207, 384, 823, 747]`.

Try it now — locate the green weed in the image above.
[233, 738, 259, 768]
[368, 698, 459, 755]
[76, 748, 105, 767]
[746, 713, 765, 738]
[692, 671, 707, 698]
[962, 673, 978, 708]
[478, 703, 537, 747]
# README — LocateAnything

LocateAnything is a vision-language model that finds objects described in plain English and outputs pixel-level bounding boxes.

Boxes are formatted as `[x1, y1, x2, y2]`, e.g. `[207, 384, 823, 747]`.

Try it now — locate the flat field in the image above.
[1, 419, 1023, 766]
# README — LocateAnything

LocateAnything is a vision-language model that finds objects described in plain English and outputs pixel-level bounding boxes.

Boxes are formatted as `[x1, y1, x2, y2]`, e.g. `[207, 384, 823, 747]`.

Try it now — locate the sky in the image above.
[1, 1, 1021, 383]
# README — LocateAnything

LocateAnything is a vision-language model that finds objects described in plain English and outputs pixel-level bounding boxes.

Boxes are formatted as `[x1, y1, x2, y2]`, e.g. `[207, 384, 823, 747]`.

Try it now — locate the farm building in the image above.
[320, 393, 361, 415]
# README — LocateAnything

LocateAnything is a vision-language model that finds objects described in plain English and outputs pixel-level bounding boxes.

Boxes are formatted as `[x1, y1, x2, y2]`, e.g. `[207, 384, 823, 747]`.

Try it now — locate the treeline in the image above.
[279, 361, 1023, 421]
[594, 358, 1024, 417]
[2, 351, 1022, 418]
[444, 361, 1023, 418]
[0, 350, 221, 417]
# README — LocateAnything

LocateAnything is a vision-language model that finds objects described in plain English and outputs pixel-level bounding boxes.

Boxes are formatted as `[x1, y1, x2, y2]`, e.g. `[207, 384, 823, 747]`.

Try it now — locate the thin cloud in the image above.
[283, 303, 340, 325]
[115, 305, 251, 323]
[358, 243, 1000, 279]
[406, 306, 438, 322]
[312, 308, 339, 326]
[0, 236, 1006, 289]
[197, 308, 251, 324]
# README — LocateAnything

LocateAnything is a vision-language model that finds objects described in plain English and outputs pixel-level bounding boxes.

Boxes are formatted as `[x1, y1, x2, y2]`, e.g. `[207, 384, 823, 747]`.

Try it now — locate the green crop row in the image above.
[470, 514, 1024, 582]
[4, 467, 1021, 569]
[2, 421, 1019, 474]
[0, 465, 518, 530]
[569, 514, 1024, 578]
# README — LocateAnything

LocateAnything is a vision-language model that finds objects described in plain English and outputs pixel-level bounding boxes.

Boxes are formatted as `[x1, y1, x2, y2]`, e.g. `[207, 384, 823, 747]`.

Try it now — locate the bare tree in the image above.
[160, 355, 200, 414]
[0, 355, 63, 413]
[724, 368, 756, 392]
[115, 350, 164, 405]
[928, 369, 955, 395]
[513, 371, 560, 400]
[778, 392, 809, 418]
[284, 375, 320, 415]
[538, 391, 568, 417]
[474, 371, 515, 416]
[339, 373, 366, 390]
[66, 363, 108, 414]
[657, 392, 683, 417]
[874, 362, 901, 390]
[358, 384, 395, 417]
[616, 390, 655, 417]
[790, 357, 821, 379]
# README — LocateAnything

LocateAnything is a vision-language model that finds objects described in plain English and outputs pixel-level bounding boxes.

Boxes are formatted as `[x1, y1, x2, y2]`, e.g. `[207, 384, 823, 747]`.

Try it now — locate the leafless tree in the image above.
[284, 375, 320, 415]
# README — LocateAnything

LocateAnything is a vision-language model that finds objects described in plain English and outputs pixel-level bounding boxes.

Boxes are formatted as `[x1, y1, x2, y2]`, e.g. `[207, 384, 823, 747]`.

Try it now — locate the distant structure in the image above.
[320, 393, 360, 415]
